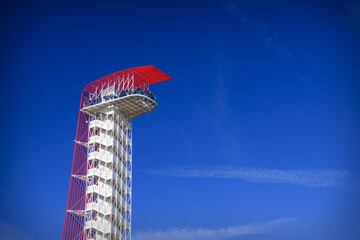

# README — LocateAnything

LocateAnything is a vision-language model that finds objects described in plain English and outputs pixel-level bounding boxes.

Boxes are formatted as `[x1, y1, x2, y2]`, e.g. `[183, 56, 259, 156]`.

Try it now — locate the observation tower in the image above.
[62, 66, 171, 240]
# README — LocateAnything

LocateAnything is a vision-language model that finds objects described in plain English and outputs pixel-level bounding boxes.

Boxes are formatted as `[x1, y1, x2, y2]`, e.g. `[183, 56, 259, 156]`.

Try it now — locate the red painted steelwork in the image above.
[84, 65, 172, 93]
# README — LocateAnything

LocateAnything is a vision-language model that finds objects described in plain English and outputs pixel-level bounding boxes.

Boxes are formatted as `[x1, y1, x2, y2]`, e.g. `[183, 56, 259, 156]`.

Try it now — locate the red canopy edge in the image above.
[84, 65, 172, 91]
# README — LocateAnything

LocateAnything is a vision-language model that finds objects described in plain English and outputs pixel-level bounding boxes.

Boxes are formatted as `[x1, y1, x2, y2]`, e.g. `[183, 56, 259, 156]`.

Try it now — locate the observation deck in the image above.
[81, 89, 157, 119]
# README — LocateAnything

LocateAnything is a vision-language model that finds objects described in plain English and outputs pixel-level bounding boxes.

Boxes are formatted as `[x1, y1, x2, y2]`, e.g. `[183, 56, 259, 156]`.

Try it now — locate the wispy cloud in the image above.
[143, 166, 350, 188]
[223, 0, 293, 62]
[134, 217, 296, 240]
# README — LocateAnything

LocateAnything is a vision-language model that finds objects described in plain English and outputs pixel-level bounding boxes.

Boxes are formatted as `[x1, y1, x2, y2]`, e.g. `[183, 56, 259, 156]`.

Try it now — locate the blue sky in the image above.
[1, 0, 360, 239]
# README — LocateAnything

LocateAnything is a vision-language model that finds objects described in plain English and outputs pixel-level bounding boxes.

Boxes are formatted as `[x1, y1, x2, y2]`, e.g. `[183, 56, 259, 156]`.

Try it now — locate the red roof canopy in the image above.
[84, 65, 172, 92]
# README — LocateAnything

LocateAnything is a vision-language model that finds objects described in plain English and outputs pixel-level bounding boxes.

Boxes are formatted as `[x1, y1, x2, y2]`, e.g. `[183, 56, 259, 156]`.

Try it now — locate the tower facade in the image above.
[62, 66, 171, 240]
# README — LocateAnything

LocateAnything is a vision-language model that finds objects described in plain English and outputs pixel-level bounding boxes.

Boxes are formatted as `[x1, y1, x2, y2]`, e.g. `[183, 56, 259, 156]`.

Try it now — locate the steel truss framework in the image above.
[62, 66, 171, 240]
